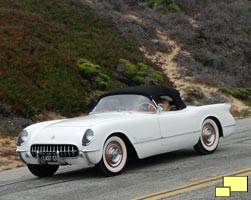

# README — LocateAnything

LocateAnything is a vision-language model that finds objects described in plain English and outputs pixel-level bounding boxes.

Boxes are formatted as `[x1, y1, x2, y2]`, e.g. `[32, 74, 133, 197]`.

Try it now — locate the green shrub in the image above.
[231, 88, 251, 100]
[118, 59, 136, 79]
[119, 59, 147, 84]
[118, 59, 164, 85]
[96, 73, 110, 90]
[77, 58, 111, 90]
[133, 76, 146, 85]
[144, 0, 164, 7]
[151, 71, 164, 84]
[99, 73, 110, 82]
[144, 0, 181, 12]
[96, 76, 109, 90]
[168, 0, 181, 12]
[77, 59, 101, 77]
[119, 58, 131, 65]
[126, 64, 138, 79]
[219, 87, 232, 96]
[137, 63, 148, 77]
[220, 88, 251, 107]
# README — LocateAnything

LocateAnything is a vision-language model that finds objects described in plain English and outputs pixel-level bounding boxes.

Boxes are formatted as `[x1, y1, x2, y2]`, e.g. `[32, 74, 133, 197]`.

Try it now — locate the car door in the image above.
[157, 107, 199, 153]
[129, 113, 163, 158]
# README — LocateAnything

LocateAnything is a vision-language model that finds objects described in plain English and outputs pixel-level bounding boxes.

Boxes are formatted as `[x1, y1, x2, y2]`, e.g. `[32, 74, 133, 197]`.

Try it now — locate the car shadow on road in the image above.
[126, 148, 198, 172]
[51, 166, 100, 180]
[36, 148, 196, 181]
[36, 147, 219, 181]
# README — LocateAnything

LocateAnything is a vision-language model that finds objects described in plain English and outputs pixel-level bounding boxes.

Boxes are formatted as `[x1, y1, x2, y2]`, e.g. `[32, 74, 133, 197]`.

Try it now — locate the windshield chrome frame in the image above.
[91, 94, 158, 114]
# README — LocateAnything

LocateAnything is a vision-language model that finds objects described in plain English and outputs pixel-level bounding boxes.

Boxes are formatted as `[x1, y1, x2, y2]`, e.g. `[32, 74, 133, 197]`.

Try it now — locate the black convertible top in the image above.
[99, 85, 186, 110]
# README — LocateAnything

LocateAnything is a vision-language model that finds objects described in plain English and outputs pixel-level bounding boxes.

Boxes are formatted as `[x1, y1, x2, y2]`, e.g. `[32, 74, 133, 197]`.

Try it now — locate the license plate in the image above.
[41, 153, 58, 162]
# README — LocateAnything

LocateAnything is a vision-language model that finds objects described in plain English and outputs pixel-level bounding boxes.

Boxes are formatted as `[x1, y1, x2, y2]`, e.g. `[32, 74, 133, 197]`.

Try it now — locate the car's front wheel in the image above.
[27, 164, 59, 177]
[194, 118, 220, 155]
[96, 136, 127, 176]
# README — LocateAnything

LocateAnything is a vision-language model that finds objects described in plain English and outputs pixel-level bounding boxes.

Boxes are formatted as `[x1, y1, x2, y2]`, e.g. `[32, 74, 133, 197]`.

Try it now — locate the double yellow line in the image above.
[132, 168, 251, 200]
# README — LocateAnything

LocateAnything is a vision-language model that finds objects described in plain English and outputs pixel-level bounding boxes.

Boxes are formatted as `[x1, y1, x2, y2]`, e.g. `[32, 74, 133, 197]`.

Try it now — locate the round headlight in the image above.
[16, 130, 29, 146]
[82, 129, 94, 146]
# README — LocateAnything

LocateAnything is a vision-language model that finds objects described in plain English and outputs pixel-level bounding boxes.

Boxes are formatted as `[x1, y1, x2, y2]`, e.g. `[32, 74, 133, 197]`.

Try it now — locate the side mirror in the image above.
[157, 103, 164, 111]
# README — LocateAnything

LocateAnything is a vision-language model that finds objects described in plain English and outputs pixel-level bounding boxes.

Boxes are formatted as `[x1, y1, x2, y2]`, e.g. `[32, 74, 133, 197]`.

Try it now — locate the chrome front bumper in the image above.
[16, 148, 101, 166]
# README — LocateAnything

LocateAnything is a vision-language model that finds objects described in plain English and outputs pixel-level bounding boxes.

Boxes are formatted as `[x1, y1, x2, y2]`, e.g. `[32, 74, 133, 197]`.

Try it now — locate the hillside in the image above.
[1, 0, 251, 123]
[83, 0, 251, 114]
[0, 0, 166, 119]
[83, 0, 251, 87]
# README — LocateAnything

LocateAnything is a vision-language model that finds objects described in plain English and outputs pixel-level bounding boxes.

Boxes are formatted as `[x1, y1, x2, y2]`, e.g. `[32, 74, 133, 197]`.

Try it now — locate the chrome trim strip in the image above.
[134, 137, 161, 144]
[224, 124, 236, 128]
[79, 149, 101, 165]
[162, 130, 201, 139]
[133, 130, 201, 145]
[16, 149, 28, 153]
[80, 149, 100, 153]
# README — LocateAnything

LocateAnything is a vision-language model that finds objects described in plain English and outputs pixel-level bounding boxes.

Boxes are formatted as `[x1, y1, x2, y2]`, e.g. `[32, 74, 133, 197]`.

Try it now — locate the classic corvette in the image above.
[16, 85, 236, 177]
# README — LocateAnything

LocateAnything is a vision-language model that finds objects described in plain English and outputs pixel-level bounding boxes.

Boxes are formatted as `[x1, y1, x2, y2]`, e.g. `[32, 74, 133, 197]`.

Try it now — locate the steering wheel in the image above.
[135, 102, 156, 112]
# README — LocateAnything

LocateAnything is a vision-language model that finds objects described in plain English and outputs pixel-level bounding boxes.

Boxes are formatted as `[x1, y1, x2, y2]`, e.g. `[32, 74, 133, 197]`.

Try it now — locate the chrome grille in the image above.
[30, 144, 79, 158]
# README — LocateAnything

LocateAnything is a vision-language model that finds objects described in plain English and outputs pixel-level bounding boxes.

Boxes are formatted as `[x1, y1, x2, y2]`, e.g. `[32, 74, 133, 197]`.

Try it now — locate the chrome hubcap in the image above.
[202, 124, 216, 147]
[105, 142, 123, 167]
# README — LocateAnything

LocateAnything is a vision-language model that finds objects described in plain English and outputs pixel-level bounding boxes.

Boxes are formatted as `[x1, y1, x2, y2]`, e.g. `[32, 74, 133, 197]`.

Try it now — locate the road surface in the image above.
[0, 118, 250, 200]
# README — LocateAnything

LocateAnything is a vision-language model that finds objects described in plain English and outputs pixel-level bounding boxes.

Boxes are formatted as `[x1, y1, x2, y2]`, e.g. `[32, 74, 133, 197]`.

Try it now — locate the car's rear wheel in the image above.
[194, 119, 220, 155]
[27, 164, 59, 177]
[96, 136, 127, 176]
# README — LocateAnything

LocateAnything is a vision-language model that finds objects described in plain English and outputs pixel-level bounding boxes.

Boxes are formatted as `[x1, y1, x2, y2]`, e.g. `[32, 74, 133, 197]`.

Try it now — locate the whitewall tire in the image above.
[96, 136, 127, 176]
[194, 119, 220, 155]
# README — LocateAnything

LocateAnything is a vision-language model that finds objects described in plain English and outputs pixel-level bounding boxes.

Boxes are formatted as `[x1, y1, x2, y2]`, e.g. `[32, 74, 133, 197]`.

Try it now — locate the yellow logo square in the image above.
[223, 176, 248, 192]
[215, 187, 231, 197]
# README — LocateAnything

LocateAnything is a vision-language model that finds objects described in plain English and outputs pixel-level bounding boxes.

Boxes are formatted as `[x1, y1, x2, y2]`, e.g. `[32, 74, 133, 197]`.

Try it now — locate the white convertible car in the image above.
[16, 85, 236, 177]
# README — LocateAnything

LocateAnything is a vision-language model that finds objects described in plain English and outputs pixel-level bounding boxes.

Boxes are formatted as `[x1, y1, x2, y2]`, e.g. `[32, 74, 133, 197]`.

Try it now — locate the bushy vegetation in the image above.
[0, 0, 155, 117]
[144, 0, 180, 12]
[168, 0, 181, 12]
[141, 0, 251, 88]
[221, 88, 251, 117]
[117, 59, 164, 85]
[144, 0, 165, 6]
[220, 88, 251, 106]
[170, 0, 251, 88]
[77, 59, 110, 90]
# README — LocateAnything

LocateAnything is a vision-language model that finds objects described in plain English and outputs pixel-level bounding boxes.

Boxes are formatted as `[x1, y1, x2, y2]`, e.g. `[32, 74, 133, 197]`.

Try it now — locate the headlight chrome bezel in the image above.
[82, 129, 94, 146]
[16, 130, 29, 146]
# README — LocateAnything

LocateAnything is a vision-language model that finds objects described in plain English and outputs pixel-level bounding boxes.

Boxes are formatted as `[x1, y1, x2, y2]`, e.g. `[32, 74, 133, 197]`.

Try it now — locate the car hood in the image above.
[45, 113, 129, 128]
[26, 112, 134, 144]
[27, 112, 135, 133]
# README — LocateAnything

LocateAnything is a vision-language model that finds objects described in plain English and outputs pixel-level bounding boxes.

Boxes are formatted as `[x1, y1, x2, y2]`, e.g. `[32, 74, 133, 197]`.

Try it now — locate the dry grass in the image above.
[0, 135, 24, 171]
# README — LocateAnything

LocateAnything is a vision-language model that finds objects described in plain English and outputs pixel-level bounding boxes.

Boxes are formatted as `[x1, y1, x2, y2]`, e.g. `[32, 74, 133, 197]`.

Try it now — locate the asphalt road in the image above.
[0, 118, 250, 200]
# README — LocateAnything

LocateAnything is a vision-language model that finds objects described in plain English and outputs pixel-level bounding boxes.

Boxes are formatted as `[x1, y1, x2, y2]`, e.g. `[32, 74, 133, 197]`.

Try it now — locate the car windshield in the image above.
[92, 94, 156, 113]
